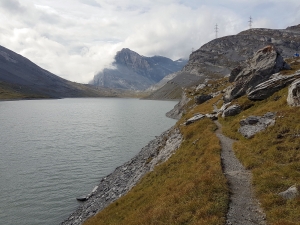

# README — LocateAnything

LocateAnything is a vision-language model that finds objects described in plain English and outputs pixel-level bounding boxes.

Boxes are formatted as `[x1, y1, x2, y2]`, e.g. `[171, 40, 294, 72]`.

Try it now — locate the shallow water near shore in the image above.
[0, 98, 177, 225]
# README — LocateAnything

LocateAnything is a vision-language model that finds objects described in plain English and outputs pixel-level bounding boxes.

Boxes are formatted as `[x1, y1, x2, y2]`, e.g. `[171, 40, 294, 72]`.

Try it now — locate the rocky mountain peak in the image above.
[114, 48, 150, 70]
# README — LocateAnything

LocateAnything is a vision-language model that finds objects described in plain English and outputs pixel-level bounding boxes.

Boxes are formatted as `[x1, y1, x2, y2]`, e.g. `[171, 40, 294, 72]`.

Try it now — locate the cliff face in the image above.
[183, 25, 300, 77]
[90, 48, 187, 90]
[147, 24, 300, 100]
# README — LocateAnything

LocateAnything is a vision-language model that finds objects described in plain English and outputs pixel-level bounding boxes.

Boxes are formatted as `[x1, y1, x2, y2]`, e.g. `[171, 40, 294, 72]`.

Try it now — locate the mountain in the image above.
[89, 48, 187, 90]
[0, 45, 121, 99]
[146, 24, 300, 99]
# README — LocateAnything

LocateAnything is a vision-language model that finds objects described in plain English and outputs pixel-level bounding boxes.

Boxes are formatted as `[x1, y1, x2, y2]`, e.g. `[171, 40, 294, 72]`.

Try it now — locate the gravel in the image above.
[215, 121, 266, 225]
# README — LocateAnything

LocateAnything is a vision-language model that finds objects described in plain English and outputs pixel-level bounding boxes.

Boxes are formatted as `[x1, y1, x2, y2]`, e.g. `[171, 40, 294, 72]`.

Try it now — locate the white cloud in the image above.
[0, 0, 299, 83]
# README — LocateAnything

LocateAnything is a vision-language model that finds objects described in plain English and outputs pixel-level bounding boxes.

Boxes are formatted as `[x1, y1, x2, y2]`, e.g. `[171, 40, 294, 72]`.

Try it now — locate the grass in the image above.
[220, 87, 300, 224]
[84, 117, 228, 225]
[85, 58, 300, 225]
[0, 82, 46, 100]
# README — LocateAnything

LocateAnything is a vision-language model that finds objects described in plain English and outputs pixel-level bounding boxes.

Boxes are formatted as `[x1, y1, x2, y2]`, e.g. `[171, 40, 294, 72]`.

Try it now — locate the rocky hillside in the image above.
[147, 24, 300, 100]
[0, 45, 129, 99]
[90, 48, 187, 90]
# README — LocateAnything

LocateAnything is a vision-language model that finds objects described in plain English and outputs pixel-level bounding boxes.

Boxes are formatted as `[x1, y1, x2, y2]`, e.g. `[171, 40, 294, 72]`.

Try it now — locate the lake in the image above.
[0, 98, 177, 225]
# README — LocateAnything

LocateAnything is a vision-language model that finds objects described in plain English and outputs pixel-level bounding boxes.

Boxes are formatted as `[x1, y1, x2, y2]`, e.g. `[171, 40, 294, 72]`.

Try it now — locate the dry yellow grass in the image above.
[84, 117, 228, 225]
[220, 87, 300, 224]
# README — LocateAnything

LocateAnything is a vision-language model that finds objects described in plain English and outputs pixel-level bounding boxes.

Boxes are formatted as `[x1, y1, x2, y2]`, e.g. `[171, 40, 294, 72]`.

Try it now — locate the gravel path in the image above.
[214, 121, 266, 225]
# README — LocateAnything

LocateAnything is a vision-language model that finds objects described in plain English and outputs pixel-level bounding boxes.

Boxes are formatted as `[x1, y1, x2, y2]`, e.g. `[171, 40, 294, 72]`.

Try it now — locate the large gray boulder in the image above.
[248, 72, 300, 100]
[195, 94, 212, 104]
[287, 78, 300, 106]
[224, 45, 290, 102]
[238, 112, 276, 138]
[222, 104, 241, 118]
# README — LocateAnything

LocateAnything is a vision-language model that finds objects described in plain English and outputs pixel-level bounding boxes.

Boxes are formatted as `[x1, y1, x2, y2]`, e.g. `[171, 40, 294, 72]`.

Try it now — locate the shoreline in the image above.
[61, 125, 182, 225]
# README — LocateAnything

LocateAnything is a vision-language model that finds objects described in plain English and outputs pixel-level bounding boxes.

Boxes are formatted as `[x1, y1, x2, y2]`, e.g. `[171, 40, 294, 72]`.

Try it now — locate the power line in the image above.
[215, 24, 218, 39]
[249, 16, 253, 29]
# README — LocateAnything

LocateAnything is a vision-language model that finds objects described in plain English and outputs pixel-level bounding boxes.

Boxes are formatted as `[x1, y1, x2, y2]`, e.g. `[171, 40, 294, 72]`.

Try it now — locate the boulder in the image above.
[238, 112, 276, 138]
[224, 45, 290, 102]
[205, 113, 218, 120]
[222, 104, 241, 118]
[229, 66, 243, 82]
[248, 72, 300, 100]
[185, 114, 205, 125]
[287, 78, 300, 106]
[195, 94, 213, 104]
[279, 185, 299, 200]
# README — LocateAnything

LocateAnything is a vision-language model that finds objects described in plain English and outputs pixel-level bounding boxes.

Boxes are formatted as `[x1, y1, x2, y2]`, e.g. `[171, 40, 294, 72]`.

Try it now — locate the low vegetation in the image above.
[84, 59, 300, 224]
[220, 87, 300, 225]
[84, 117, 228, 225]
[0, 82, 46, 100]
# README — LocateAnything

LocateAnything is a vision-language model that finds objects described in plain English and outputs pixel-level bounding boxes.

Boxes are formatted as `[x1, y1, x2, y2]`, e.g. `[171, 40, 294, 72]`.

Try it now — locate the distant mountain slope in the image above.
[147, 24, 300, 99]
[0, 45, 116, 99]
[90, 48, 187, 90]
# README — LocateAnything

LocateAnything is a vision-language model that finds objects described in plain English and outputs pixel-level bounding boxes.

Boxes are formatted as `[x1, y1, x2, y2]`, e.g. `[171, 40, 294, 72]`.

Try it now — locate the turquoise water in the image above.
[0, 98, 177, 225]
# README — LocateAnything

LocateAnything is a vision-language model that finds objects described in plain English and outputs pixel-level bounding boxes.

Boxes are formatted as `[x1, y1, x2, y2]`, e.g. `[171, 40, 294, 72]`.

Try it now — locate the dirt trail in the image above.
[214, 121, 266, 225]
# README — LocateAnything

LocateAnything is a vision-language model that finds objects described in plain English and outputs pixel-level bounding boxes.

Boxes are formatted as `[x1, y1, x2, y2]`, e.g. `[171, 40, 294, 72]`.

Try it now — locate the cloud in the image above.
[0, 0, 25, 13]
[0, 0, 299, 83]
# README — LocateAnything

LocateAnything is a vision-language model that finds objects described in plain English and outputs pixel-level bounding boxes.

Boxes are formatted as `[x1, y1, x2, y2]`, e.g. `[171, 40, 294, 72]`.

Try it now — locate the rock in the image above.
[229, 66, 243, 82]
[205, 113, 218, 120]
[248, 72, 300, 100]
[195, 94, 212, 104]
[185, 114, 205, 125]
[222, 104, 241, 118]
[166, 92, 189, 119]
[238, 112, 276, 138]
[279, 185, 299, 200]
[287, 78, 300, 106]
[62, 128, 182, 225]
[224, 45, 291, 102]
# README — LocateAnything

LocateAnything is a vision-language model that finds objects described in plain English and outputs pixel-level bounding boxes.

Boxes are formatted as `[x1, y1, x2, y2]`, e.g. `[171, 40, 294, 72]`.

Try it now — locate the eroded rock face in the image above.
[222, 104, 241, 118]
[166, 92, 189, 119]
[195, 94, 213, 104]
[238, 112, 276, 138]
[248, 72, 300, 100]
[287, 78, 300, 106]
[224, 45, 290, 102]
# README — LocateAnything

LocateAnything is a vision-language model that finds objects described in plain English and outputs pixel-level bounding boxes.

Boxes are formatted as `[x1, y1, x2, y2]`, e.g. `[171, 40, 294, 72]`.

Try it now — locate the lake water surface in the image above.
[0, 98, 177, 225]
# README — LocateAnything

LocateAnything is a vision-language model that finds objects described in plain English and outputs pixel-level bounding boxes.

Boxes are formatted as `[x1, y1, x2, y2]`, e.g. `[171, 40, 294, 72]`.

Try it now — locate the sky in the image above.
[0, 0, 300, 83]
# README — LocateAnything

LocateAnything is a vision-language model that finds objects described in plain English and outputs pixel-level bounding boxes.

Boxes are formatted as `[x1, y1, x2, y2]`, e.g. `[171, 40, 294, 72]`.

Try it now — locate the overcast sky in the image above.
[0, 0, 300, 83]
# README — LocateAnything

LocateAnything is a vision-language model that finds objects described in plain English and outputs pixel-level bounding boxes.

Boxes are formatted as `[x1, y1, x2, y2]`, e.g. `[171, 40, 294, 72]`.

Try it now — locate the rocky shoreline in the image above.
[61, 125, 182, 225]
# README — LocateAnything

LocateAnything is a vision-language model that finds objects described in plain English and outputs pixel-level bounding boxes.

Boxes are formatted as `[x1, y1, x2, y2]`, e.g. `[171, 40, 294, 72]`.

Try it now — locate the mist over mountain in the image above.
[90, 48, 187, 90]
[0, 45, 121, 99]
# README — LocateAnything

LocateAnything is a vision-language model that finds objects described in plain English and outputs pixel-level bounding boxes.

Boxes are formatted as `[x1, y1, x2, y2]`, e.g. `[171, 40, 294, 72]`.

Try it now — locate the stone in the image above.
[279, 185, 299, 200]
[248, 72, 300, 100]
[195, 94, 213, 104]
[238, 112, 276, 138]
[224, 45, 291, 102]
[185, 114, 205, 125]
[229, 66, 243, 82]
[222, 104, 241, 118]
[287, 78, 300, 106]
[205, 113, 218, 120]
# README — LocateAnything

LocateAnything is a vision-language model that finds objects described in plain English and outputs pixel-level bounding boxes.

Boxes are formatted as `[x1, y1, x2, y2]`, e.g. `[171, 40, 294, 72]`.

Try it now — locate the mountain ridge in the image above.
[90, 48, 187, 90]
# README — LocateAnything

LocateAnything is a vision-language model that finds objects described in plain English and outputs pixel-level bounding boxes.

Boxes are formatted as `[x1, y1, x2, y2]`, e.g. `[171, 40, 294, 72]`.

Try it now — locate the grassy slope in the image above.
[85, 59, 300, 225]
[0, 81, 47, 100]
[218, 58, 300, 225]
[84, 117, 228, 225]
